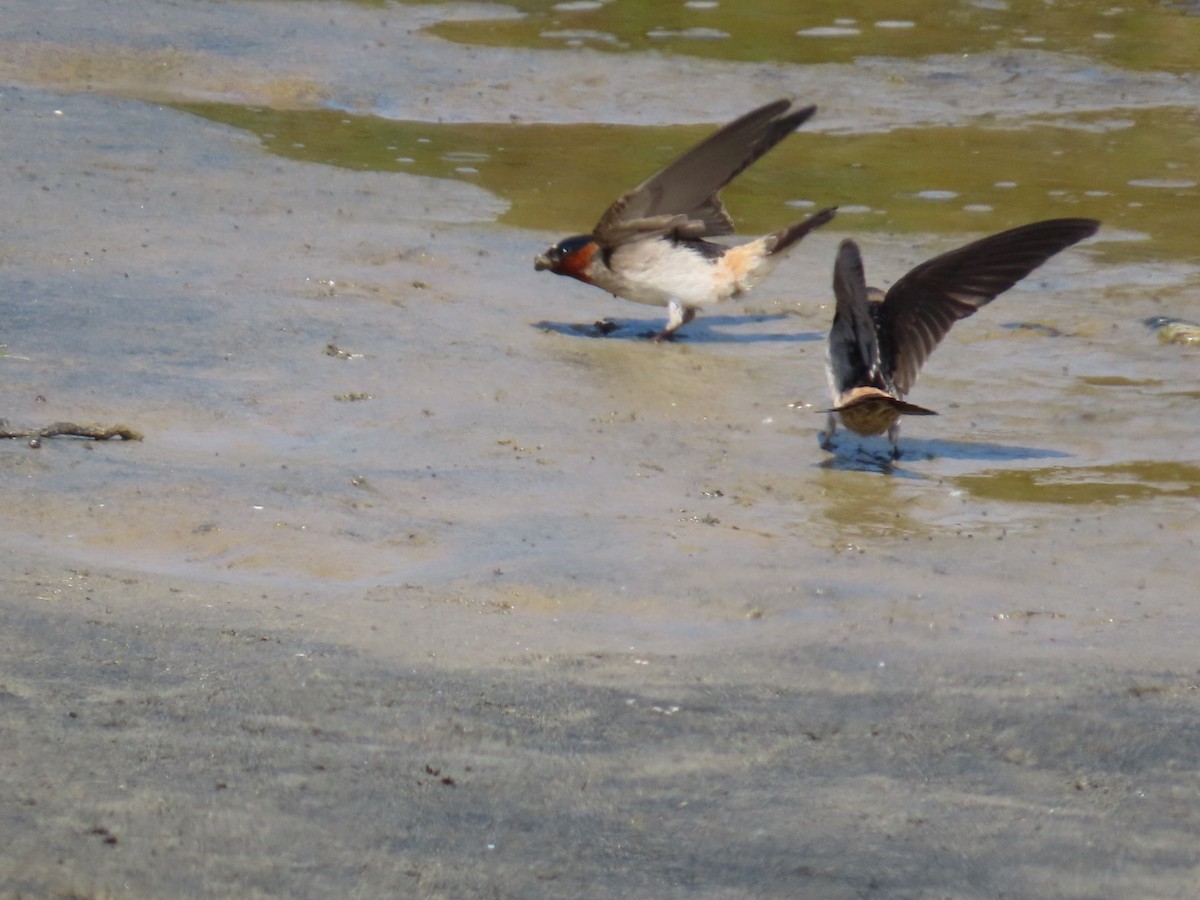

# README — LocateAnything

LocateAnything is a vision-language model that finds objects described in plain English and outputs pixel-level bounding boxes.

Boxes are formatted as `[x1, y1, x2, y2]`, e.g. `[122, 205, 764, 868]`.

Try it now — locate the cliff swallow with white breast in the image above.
[534, 99, 837, 341]
[822, 218, 1100, 458]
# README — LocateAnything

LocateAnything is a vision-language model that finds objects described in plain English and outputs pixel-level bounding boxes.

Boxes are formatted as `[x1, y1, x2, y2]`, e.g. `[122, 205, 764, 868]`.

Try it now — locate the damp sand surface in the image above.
[2, 2, 1200, 898]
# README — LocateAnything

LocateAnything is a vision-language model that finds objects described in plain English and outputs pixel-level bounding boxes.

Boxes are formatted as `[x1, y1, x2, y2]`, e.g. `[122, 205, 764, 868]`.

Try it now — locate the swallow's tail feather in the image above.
[825, 392, 938, 419]
[823, 387, 936, 440]
[765, 207, 837, 257]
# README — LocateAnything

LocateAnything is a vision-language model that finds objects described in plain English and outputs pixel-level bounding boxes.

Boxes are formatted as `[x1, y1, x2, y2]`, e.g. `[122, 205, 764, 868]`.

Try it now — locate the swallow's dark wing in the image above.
[828, 240, 886, 397]
[593, 99, 816, 247]
[881, 218, 1100, 395]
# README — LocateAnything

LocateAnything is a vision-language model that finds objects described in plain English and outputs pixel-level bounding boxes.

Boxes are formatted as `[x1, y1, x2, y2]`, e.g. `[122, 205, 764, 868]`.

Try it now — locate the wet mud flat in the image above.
[3, 2, 1200, 897]
[5, 551, 1200, 900]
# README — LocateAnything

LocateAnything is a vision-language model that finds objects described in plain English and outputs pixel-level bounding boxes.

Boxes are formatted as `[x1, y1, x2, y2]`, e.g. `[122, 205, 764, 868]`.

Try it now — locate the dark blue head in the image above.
[534, 234, 598, 282]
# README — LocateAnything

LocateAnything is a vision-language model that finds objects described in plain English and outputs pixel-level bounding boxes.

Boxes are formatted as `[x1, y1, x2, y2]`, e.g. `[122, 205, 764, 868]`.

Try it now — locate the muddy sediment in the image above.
[2, 2, 1199, 897]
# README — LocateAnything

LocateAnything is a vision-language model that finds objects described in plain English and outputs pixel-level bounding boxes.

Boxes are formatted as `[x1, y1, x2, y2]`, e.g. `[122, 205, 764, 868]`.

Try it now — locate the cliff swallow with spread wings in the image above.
[534, 99, 836, 341]
[823, 218, 1100, 457]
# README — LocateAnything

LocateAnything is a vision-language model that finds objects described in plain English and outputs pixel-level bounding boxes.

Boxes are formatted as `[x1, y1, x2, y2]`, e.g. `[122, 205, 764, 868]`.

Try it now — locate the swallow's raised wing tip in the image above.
[834, 237, 864, 269]
[594, 98, 822, 243]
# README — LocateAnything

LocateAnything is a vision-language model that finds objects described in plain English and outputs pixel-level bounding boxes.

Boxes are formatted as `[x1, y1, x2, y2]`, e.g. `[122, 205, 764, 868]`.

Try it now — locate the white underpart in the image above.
[588, 236, 774, 311]
[666, 299, 687, 332]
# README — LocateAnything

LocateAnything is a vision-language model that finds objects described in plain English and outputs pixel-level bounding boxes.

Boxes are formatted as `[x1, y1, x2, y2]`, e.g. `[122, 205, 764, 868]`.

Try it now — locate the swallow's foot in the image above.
[593, 319, 620, 336]
[653, 303, 695, 341]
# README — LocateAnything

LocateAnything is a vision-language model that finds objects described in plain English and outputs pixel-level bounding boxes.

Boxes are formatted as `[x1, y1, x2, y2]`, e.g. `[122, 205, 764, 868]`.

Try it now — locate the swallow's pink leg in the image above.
[821, 412, 838, 450]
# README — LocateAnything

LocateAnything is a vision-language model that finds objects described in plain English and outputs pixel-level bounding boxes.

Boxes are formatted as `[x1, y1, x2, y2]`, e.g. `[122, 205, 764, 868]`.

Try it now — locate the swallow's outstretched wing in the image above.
[881, 218, 1100, 395]
[593, 99, 817, 247]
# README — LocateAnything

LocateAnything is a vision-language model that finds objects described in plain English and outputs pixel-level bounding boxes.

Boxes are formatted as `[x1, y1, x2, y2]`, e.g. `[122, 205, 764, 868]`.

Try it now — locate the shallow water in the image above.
[2, 1, 1200, 897]
[423, 0, 1200, 74]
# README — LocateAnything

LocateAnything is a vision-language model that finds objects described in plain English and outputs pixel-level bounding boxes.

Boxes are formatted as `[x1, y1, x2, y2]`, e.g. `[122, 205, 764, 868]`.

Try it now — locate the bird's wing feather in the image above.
[882, 218, 1099, 394]
[593, 99, 816, 246]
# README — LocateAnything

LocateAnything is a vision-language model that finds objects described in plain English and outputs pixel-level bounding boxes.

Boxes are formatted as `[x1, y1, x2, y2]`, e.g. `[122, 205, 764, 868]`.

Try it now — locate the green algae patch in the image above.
[1075, 376, 1165, 388]
[418, 0, 1200, 74]
[815, 469, 932, 540]
[174, 102, 1198, 263]
[954, 461, 1200, 505]
[169, 102, 837, 235]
